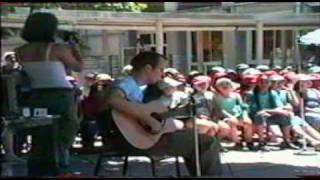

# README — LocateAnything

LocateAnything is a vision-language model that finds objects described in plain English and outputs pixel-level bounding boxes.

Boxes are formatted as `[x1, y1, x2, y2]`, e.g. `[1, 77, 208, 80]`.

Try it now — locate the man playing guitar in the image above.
[100, 51, 222, 176]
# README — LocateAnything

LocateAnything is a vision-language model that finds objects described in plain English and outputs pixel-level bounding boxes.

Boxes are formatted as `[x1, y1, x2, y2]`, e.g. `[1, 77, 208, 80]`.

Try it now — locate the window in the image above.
[252, 31, 256, 60]
[286, 30, 294, 61]
[164, 33, 167, 44]
[137, 32, 167, 56]
[203, 31, 223, 62]
[191, 32, 197, 62]
[203, 31, 210, 62]
[140, 34, 152, 44]
[163, 46, 167, 57]
[276, 31, 281, 48]
[191, 31, 223, 63]
[251, 30, 294, 62]
[139, 33, 167, 45]
[211, 31, 223, 62]
[263, 30, 274, 60]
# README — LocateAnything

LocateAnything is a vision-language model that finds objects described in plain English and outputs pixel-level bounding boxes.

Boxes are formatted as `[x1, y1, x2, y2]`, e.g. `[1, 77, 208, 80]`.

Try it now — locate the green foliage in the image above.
[5, 2, 149, 13]
[141, 3, 164, 12]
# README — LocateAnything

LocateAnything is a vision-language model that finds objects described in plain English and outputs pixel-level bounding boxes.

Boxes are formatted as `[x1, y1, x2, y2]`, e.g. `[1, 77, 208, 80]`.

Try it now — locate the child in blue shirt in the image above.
[249, 74, 297, 151]
[213, 78, 254, 150]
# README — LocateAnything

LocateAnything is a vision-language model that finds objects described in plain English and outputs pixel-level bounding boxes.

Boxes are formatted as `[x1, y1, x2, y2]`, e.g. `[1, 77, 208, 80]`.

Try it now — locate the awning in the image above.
[299, 29, 320, 46]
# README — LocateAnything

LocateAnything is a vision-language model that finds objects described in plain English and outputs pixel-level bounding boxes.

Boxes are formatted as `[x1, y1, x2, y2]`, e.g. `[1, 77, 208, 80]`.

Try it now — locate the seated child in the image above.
[186, 75, 221, 137]
[212, 78, 255, 150]
[157, 77, 218, 137]
[249, 74, 299, 151]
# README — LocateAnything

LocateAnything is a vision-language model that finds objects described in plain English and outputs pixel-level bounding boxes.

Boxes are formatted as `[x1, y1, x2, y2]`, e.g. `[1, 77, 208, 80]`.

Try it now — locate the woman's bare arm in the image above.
[54, 44, 83, 72]
[289, 90, 300, 107]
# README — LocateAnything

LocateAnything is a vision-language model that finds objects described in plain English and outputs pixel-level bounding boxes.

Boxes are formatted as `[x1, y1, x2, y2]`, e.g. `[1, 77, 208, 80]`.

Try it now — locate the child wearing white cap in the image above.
[157, 77, 189, 109]
[213, 78, 255, 150]
[158, 76, 219, 137]
[184, 75, 220, 137]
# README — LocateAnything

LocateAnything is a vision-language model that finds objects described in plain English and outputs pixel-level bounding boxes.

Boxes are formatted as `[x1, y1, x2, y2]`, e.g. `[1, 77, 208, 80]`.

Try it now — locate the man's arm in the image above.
[106, 87, 162, 133]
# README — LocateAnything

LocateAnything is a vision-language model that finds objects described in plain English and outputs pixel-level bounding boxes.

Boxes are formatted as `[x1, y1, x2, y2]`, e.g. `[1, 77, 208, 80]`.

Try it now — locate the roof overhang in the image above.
[1, 10, 319, 31]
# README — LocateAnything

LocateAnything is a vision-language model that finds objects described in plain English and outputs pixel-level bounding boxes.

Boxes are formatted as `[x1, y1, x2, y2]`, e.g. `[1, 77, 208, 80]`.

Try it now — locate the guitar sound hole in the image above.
[150, 112, 163, 123]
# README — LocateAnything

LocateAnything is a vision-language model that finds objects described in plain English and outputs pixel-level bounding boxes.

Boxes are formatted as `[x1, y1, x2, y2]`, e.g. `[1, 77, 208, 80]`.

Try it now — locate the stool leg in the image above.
[122, 156, 129, 176]
[150, 157, 157, 177]
[175, 156, 181, 177]
[94, 154, 103, 176]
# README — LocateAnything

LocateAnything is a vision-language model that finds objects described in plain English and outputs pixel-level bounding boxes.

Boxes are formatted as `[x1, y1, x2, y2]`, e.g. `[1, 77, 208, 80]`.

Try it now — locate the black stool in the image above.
[94, 152, 181, 177]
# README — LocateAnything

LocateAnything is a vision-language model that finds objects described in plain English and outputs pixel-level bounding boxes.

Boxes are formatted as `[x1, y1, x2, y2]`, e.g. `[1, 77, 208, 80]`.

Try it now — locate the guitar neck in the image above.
[158, 105, 193, 120]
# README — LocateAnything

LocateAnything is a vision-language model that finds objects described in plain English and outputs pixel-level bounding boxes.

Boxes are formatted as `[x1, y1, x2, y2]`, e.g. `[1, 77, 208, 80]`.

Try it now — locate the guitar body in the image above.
[112, 100, 183, 150]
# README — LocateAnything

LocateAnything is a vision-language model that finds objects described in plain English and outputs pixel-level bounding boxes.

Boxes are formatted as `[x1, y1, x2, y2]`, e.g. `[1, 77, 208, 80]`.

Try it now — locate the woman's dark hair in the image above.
[130, 51, 167, 71]
[240, 83, 251, 90]
[293, 81, 301, 93]
[21, 12, 58, 43]
[252, 86, 263, 111]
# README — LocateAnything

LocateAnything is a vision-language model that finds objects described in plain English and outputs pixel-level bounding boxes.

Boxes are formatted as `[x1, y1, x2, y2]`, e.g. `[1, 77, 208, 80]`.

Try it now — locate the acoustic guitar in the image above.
[112, 100, 192, 150]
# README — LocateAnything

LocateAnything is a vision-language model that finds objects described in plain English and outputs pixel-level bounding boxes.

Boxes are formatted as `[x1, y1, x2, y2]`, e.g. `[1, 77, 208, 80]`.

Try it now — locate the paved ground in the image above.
[85, 148, 320, 178]
[3, 143, 319, 178]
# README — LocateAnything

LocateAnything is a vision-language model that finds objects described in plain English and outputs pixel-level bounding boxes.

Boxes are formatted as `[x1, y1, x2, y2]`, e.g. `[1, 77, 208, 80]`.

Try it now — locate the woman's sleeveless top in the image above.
[20, 43, 73, 89]
[304, 88, 320, 108]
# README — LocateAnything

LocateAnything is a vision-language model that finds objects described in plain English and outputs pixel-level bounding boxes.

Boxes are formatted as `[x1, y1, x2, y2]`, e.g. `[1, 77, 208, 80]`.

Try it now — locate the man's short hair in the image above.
[130, 51, 167, 71]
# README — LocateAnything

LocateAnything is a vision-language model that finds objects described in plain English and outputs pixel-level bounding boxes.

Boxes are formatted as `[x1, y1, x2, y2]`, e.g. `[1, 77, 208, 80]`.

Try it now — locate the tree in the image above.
[2, 2, 149, 14]
[1, 2, 152, 51]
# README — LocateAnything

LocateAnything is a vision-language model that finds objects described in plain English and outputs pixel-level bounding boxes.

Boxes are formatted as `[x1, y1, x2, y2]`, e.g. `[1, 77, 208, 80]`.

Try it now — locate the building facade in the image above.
[1, 2, 320, 77]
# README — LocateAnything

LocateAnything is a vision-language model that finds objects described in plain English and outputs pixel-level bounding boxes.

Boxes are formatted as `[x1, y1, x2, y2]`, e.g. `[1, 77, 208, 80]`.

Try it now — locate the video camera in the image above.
[62, 31, 80, 44]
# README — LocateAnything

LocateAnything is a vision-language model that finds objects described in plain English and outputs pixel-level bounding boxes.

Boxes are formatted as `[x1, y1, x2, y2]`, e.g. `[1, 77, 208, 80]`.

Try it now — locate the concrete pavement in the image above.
[2, 141, 320, 178]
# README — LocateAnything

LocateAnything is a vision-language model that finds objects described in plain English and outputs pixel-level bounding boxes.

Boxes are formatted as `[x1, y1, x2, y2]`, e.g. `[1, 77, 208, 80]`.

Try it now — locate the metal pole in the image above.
[256, 21, 264, 65]
[300, 97, 307, 151]
[186, 31, 192, 73]
[196, 32, 204, 73]
[295, 2, 302, 72]
[190, 97, 201, 176]
[193, 117, 201, 177]
[156, 21, 164, 54]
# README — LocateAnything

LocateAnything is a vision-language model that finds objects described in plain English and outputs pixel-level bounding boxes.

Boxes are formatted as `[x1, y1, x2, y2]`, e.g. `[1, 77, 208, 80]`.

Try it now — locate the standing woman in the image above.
[14, 12, 83, 176]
